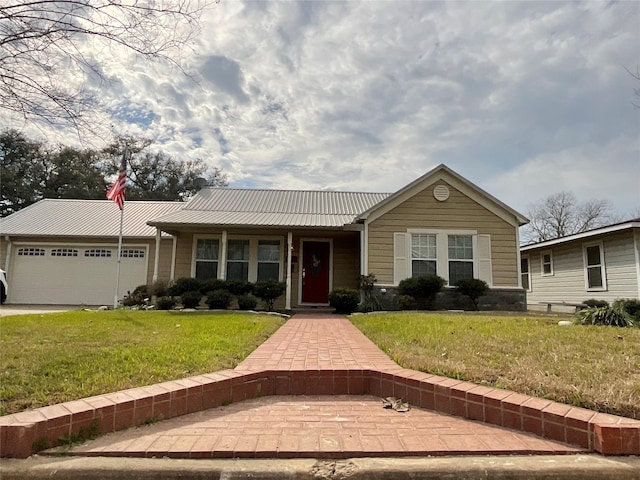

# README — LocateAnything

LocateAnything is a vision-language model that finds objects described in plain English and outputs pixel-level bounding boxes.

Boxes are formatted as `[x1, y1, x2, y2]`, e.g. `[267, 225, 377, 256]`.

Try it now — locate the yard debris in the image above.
[382, 397, 410, 412]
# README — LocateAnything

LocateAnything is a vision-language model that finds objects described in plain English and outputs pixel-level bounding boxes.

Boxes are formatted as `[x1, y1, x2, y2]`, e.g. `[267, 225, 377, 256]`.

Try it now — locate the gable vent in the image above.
[433, 184, 450, 202]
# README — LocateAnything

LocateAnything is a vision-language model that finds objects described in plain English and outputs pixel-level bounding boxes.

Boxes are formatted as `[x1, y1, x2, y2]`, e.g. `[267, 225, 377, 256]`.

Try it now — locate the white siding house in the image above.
[520, 219, 640, 309]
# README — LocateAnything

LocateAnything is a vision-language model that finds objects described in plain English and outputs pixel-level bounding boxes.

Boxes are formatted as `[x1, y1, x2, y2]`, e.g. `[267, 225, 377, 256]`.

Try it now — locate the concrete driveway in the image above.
[0, 305, 76, 316]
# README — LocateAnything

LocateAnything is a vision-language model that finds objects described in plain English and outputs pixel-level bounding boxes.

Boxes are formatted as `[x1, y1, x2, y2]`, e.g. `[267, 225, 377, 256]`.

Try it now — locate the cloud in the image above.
[1, 0, 638, 216]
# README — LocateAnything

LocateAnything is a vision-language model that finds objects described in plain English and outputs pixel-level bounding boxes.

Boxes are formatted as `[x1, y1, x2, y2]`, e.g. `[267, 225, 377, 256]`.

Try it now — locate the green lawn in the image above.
[350, 312, 640, 419]
[0, 310, 284, 416]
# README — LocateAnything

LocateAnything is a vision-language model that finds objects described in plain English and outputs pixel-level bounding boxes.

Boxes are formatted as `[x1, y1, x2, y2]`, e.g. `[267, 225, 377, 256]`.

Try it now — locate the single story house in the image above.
[1, 164, 529, 309]
[520, 218, 640, 310]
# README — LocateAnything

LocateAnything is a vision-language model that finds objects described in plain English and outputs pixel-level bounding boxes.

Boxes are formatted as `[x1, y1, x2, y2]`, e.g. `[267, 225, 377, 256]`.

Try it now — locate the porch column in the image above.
[170, 235, 177, 282]
[285, 231, 293, 310]
[152, 229, 161, 283]
[220, 230, 228, 279]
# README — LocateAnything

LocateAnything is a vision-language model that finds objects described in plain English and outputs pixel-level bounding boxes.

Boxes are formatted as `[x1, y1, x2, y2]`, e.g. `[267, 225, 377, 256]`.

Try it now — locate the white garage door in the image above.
[9, 244, 148, 305]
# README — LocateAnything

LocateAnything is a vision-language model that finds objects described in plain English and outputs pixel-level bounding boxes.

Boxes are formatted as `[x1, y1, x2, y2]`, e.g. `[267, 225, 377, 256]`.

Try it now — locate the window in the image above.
[257, 240, 280, 281]
[84, 249, 112, 257]
[195, 239, 219, 280]
[584, 243, 606, 290]
[411, 234, 437, 277]
[121, 249, 145, 258]
[448, 235, 474, 285]
[226, 239, 250, 281]
[18, 248, 45, 256]
[541, 251, 553, 276]
[521, 257, 530, 291]
[51, 248, 78, 257]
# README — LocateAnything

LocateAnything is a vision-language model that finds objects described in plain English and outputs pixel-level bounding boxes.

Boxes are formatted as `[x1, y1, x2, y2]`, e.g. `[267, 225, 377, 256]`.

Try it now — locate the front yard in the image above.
[0, 310, 284, 416]
[350, 312, 640, 419]
[1, 310, 638, 420]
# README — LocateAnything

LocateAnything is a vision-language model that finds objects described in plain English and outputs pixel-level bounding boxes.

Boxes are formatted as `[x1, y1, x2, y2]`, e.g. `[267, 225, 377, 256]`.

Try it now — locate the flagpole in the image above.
[113, 205, 124, 309]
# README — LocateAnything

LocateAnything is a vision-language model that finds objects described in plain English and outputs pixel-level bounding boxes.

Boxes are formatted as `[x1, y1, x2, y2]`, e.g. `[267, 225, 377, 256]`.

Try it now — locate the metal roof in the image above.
[0, 199, 184, 238]
[148, 189, 390, 228]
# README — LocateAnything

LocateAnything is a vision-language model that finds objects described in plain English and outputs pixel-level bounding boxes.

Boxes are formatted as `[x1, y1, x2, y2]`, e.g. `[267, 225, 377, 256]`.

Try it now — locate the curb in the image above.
[1, 455, 639, 480]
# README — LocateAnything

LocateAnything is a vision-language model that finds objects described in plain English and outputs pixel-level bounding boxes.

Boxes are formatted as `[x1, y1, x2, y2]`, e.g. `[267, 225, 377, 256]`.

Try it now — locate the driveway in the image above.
[0, 305, 76, 316]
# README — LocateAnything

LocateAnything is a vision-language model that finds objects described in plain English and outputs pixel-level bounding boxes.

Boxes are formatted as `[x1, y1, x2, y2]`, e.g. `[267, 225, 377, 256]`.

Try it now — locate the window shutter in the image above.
[393, 232, 408, 285]
[477, 234, 492, 286]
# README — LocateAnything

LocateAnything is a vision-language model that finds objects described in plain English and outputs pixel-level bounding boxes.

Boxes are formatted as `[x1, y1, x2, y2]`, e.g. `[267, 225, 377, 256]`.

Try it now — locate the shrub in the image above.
[225, 280, 254, 296]
[397, 275, 446, 309]
[148, 279, 169, 297]
[168, 277, 202, 296]
[237, 294, 257, 310]
[155, 296, 176, 310]
[254, 280, 286, 311]
[575, 305, 635, 327]
[329, 288, 360, 314]
[121, 284, 149, 307]
[358, 273, 382, 312]
[395, 294, 415, 310]
[455, 278, 489, 311]
[613, 298, 640, 321]
[206, 289, 233, 310]
[584, 299, 609, 308]
[180, 290, 202, 309]
[200, 279, 228, 295]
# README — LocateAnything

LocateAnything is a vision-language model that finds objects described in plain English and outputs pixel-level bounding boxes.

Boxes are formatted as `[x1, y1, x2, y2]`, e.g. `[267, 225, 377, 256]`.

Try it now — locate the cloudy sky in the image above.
[5, 0, 640, 218]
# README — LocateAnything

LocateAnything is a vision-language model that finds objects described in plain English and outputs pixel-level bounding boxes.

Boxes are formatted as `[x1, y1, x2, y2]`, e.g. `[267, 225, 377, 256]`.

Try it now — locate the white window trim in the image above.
[520, 254, 531, 292]
[192, 235, 285, 283]
[191, 235, 222, 279]
[541, 250, 554, 277]
[583, 241, 607, 292]
[406, 229, 478, 286]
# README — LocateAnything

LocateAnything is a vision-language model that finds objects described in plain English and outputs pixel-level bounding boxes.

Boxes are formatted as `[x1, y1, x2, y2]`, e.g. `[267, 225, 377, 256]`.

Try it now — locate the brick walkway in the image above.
[60, 314, 588, 458]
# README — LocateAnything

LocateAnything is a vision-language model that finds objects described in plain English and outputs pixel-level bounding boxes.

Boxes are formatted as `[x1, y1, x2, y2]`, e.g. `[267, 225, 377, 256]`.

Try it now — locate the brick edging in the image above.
[1, 368, 639, 458]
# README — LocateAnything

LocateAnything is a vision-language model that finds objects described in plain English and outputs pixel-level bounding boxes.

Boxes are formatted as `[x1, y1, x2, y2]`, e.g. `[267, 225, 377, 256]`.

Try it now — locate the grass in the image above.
[0, 310, 284, 416]
[350, 312, 640, 419]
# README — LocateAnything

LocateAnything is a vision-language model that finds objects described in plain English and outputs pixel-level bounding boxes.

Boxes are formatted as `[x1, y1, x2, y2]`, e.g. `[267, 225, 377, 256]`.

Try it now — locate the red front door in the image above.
[301, 241, 330, 304]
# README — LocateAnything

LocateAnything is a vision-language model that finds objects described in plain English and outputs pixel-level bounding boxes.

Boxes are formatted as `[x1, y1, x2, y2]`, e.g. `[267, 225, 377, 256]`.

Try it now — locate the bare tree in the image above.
[0, 1, 210, 130]
[522, 192, 617, 244]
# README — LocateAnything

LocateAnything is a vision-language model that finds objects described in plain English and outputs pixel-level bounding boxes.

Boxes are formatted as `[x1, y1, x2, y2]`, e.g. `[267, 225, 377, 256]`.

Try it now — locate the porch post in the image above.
[170, 236, 177, 282]
[285, 231, 293, 310]
[152, 229, 161, 283]
[220, 230, 228, 279]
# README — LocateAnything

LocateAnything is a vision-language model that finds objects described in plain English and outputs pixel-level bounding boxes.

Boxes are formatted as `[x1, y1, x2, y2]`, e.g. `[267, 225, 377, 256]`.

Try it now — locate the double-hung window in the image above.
[257, 240, 281, 281]
[584, 243, 606, 290]
[226, 239, 250, 281]
[448, 235, 474, 285]
[195, 238, 219, 280]
[411, 234, 437, 277]
[520, 256, 530, 291]
[541, 251, 553, 276]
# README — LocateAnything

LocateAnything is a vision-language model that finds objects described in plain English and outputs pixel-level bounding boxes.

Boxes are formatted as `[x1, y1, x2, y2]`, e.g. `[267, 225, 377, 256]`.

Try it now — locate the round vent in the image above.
[433, 184, 450, 202]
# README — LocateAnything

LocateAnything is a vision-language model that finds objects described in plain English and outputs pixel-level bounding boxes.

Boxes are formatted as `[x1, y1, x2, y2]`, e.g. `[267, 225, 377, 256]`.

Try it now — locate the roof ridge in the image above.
[204, 187, 391, 195]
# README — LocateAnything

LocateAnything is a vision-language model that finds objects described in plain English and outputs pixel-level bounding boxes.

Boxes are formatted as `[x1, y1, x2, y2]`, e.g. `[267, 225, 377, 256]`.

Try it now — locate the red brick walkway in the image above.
[60, 314, 588, 458]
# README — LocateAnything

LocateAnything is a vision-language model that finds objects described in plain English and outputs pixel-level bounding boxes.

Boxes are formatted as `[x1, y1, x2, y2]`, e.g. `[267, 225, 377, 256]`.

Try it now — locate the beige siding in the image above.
[368, 181, 519, 287]
[527, 231, 639, 304]
[171, 229, 360, 308]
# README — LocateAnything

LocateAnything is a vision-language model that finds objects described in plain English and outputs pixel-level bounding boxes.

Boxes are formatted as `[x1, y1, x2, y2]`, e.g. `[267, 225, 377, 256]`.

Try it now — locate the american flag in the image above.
[106, 150, 127, 210]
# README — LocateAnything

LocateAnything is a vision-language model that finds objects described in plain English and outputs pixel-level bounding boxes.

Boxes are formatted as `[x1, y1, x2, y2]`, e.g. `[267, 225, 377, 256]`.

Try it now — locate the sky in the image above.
[4, 0, 640, 219]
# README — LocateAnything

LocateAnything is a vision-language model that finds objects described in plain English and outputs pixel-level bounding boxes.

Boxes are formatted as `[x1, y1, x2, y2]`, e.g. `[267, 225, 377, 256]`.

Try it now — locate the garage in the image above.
[8, 244, 148, 305]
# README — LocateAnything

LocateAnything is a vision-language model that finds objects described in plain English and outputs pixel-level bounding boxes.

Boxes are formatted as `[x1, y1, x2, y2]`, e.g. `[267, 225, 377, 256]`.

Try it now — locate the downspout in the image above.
[516, 224, 523, 289]
[4, 236, 11, 302]
[152, 229, 161, 283]
[220, 230, 228, 279]
[285, 231, 293, 310]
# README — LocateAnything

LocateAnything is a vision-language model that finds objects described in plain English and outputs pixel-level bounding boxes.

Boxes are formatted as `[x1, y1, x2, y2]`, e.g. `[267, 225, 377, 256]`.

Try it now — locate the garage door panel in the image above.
[10, 245, 148, 305]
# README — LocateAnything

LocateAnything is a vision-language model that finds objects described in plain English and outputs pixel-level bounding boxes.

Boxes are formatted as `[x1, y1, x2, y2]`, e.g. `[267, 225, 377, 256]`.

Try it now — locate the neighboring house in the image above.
[520, 219, 640, 309]
[0, 164, 529, 309]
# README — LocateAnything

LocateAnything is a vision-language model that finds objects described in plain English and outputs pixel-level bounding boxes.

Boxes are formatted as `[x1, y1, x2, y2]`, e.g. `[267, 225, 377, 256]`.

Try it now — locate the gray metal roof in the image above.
[148, 189, 390, 228]
[0, 199, 183, 238]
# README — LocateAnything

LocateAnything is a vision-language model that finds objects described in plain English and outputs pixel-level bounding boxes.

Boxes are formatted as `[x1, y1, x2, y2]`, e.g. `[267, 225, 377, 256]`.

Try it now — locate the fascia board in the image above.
[521, 222, 640, 252]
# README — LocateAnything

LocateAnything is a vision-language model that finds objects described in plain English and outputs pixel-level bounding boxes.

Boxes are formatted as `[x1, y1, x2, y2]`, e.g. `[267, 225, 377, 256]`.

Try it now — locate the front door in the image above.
[301, 241, 331, 304]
